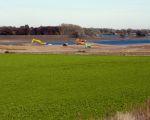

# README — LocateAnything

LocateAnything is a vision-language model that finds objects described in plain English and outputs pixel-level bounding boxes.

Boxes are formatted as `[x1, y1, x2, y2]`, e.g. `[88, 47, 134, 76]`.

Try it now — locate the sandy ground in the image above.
[0, 43, 150, 56]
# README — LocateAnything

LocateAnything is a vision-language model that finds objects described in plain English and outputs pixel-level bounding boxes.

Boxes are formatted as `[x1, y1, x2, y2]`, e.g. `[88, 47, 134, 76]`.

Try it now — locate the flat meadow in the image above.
[0, 54, 150, 120]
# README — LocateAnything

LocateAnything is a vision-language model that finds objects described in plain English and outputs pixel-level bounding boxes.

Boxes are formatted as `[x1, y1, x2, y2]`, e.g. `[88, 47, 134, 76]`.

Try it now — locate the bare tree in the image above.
[60, 23, 85, 38]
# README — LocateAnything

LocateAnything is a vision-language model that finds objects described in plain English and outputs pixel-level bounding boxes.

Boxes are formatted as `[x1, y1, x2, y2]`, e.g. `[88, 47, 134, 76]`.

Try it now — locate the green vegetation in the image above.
[0, 54, 150, 120]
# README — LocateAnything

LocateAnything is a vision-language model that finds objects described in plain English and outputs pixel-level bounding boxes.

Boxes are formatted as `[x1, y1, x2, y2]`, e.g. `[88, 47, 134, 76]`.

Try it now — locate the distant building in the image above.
[130, 33, 136, 37]
[147, 33, 150, 38]
[101, 34, 120, 39]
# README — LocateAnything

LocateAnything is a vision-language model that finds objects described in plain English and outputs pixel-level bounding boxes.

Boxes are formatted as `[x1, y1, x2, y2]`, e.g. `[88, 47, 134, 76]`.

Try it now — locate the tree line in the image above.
[0, 24, 150, 37]
[0, 25, 60, 35]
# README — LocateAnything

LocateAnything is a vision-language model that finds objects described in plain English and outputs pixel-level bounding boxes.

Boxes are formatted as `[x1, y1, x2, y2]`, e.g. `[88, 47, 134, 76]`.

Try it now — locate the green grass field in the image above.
[0, 54, 150, 120]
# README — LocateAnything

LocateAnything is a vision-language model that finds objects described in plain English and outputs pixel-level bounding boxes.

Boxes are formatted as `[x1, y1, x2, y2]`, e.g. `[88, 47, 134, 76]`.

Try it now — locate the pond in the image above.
[0, 39, 150, 45]
[47, 39, 150, 45]
[92, 39, 150, 45]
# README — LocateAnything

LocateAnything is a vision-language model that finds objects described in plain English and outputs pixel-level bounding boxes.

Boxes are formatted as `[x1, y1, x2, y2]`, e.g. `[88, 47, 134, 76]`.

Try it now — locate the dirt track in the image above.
[0, 43, 150, 56]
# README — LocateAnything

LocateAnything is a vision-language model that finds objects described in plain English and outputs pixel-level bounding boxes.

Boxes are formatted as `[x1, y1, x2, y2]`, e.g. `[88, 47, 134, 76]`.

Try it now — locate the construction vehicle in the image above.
[32, 39, 46, 45]
[76, 38, 86, 45]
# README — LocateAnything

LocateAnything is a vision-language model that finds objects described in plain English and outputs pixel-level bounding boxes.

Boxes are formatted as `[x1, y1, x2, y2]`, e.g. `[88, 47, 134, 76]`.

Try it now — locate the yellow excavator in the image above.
[32, 39, 46, 45]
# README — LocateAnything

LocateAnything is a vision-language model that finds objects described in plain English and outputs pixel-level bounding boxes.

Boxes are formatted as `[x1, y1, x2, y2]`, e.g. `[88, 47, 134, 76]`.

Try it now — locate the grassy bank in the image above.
[0, 54, 150, 120]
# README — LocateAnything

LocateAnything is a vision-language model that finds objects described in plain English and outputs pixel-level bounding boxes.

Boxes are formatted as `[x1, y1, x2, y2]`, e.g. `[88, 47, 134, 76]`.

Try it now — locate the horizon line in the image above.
[0, 24, 150, 30]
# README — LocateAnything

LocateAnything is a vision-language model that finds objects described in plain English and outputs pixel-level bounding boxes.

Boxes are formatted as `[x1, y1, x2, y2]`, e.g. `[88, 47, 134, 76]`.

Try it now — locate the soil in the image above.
[0, 43, 150, 56]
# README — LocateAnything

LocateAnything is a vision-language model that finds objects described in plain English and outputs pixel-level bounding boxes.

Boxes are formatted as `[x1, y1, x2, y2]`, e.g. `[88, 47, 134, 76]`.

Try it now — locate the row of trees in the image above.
[0, 24, 84, 37]
[0, 25, 60, 35]
[0, 24, 150, 37]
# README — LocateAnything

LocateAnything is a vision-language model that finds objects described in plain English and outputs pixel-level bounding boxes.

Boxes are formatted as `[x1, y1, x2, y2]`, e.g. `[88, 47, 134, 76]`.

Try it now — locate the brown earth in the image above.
[0, 43, 150, 56]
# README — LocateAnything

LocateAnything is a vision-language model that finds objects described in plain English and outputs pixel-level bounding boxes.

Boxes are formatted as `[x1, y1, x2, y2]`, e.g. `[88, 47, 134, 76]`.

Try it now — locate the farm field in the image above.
[0, 54, 150, 120]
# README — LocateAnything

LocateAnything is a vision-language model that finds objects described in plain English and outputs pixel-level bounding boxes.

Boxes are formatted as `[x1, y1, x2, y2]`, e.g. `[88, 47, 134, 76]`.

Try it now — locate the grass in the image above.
[0, 54, 150, 120]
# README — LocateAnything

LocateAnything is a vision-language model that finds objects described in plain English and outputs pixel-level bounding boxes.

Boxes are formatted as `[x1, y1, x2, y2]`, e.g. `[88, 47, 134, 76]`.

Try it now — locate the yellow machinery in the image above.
[32, 39, 46, 45]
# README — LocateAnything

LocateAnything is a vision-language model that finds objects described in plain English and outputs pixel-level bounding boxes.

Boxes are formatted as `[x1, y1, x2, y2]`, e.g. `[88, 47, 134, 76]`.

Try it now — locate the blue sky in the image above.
[0, 0, 150, 29]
